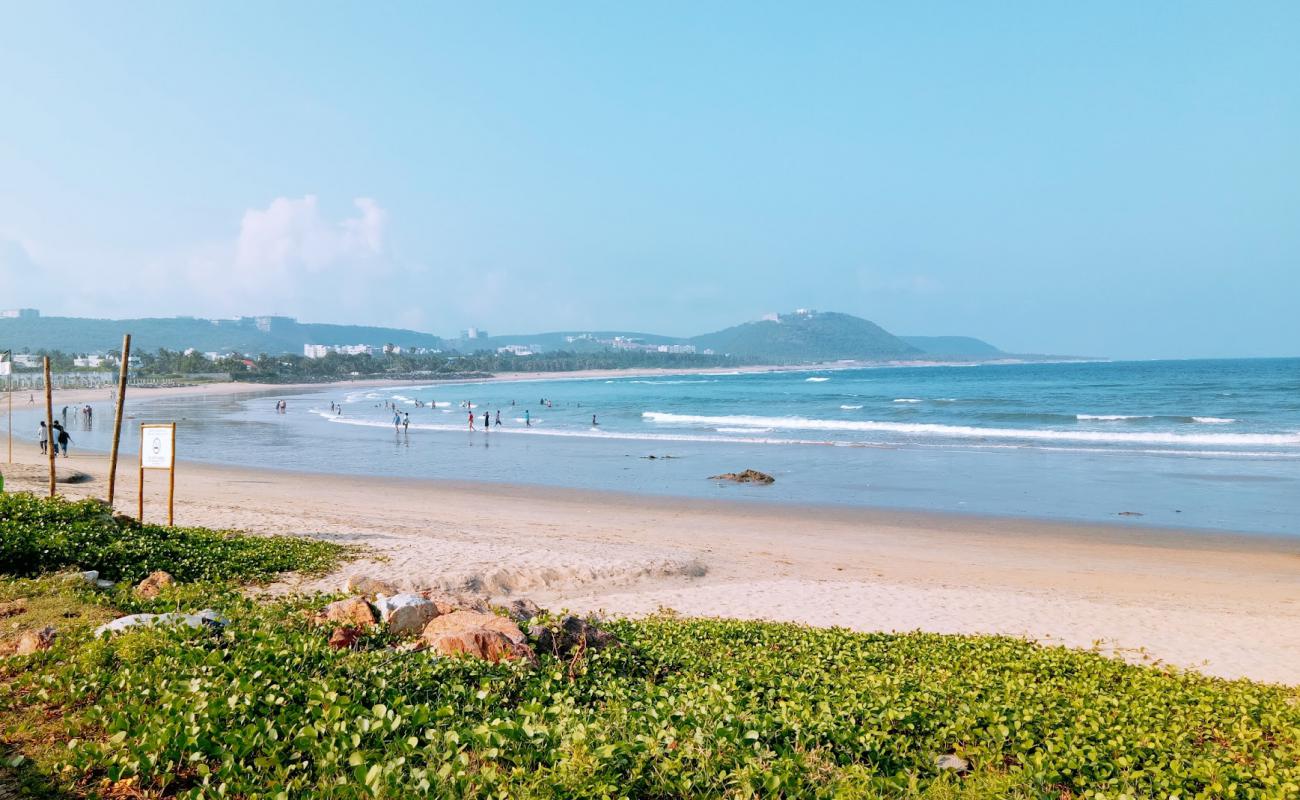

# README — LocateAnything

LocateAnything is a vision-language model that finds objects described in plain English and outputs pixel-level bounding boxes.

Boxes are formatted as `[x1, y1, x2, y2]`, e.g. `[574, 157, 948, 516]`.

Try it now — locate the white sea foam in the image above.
[1077, 414, 1149, 421]
[840, 404, 863, 410]
[1193, 417, 1236, 424]
[805, 377, 831, 382]
[626, 379, 718, 385]
[893, 398, 922, 403]
[641, 411, 1300, 447]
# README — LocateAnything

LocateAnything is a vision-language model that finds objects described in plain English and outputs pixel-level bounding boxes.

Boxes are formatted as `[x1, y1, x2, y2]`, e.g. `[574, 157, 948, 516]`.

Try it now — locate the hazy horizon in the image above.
[3, 3, 1298, 360]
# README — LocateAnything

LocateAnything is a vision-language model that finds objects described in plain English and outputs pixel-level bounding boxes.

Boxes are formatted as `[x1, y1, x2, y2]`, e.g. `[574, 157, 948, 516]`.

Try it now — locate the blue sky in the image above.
[1, 2, 1297, 358]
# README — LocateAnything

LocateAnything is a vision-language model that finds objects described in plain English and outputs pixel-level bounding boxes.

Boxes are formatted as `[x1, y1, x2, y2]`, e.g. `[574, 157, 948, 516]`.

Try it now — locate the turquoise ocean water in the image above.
[20, 358, 1300, 535]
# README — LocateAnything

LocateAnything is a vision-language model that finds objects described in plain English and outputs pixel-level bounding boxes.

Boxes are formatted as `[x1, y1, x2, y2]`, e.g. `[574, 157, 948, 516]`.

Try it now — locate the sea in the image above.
[19, 358, 1300, 536]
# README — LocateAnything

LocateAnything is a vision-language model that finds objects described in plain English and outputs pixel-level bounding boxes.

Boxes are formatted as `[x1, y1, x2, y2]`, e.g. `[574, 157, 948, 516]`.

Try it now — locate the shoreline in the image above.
[4, 448, 1298, 684]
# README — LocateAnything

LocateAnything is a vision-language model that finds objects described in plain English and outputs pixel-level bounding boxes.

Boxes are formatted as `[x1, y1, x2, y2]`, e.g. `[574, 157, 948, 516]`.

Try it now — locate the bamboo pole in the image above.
[43, 357, 55, 497]
[107, 334, 131, 506]
[6, 350, 11, 464]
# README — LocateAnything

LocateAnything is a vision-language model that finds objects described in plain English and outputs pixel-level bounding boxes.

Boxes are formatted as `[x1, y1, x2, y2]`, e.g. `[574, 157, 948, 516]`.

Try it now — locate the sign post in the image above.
[139, 423, 177, 526]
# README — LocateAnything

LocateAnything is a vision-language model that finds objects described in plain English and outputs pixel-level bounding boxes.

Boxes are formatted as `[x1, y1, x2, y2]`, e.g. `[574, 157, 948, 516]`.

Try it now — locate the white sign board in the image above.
[0, 361, 9, 376]
[140, 424, 175, 470]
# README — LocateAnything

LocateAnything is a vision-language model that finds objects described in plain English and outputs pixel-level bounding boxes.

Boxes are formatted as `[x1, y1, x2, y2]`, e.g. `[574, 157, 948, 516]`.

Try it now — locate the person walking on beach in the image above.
[37, 421, 48, 455]
[524, 409, 530, 427]
[402, 413, 410, 433]
[495, 410, 501, 426]
[482, 411, 490, 431]
[468, 411, 475, 431]
[52, 422, 71, 457]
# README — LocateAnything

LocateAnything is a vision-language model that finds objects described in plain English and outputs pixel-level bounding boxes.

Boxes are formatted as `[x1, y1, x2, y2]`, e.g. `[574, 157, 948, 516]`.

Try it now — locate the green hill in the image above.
[689, 310, 920, 361]
[0, 315, 446, 355]
[900, 335, 1004, 357]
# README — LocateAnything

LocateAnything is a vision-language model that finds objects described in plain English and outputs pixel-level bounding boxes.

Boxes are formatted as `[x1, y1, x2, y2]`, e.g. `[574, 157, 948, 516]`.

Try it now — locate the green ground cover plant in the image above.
[0, 493, 347, 583]
[2, 590, 1297, 799]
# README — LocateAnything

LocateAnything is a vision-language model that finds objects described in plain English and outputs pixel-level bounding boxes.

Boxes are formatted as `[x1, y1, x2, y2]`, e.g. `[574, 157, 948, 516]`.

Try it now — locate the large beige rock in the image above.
[15, 626, 57, 655]
[343, 574, 399, 597]
[134, 570, 175, 599]
[373, 593, 438, 636]
[421, 610, 526, 645]
[320, 596, 377, 629]
[426, 628, 535, 664]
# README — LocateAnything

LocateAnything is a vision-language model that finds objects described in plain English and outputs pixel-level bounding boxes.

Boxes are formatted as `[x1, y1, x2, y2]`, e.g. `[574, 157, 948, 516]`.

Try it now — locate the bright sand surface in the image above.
[4, 441, 1298, 685]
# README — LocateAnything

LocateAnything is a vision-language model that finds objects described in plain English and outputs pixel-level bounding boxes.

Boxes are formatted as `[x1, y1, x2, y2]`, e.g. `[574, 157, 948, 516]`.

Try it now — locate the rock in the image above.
[372, 593, 438, 636]
[94, 579, 116, 590]
[935, 754, 970, 772]
[15, 626, 57, 655]
[528, 614, 618, 656]
[708, 469, 775, 485]
[1118, 511, 1144, 517]
[427, 628, 536, 664]
[422, 610, 527, 646]
[0, 598, 27, 619]
[342, 574, 399, 597]
[76, 570, 99, 584]
[501, 598, 543, 625]
[320, 596, 377, 629]
[327, 627, 363, 650]
[93, 609, 226, 637]
[134, 570, 175, 599]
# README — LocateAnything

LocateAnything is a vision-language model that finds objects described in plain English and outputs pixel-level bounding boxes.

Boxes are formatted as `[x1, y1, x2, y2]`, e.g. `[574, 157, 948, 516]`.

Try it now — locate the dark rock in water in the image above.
[528, 614, 618, 656]
[708, 469, 775, 485]
[1117, 511, 1144, 517]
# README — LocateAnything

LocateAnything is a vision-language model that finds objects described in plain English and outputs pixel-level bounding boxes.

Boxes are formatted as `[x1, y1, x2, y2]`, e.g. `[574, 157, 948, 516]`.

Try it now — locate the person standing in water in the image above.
[482, 411, 490, 431]
[592, 414, 598, 427]
[495, 410, 501, 426]
[468, 410, 475, 431]
[402, 413, 410, 433]
[524, 409, 530, 427]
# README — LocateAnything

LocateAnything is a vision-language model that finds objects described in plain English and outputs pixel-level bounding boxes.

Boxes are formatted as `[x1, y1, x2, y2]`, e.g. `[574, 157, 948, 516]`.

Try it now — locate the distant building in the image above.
[497, 345, 534, 356]
[0, 308, 39, 318]
[73, 355, 106, 368]
[382, 343, 402, 355]
[13, 354, 40, 368]
[304, 344, 330, 359]
[337, 344, 374, 356]
[461, 327, 488, 340]
[656, 344, 696, 354]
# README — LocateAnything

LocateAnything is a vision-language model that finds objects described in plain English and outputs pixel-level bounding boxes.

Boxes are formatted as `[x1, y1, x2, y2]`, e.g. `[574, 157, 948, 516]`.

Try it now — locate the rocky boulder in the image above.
[708, 469, 775, 484]
[93, 610, 226, 637]
[501, 598, 543, 625]
[373, 593, 438, 636]
[328, 627, 364, 650]
[528, 615, 618, 657]
[134, 570, 175, 599]
[320, 596, 378, 629]
[343, 574, 399, 597]
[14, 626, 57, 655]
[422, 610, 527, 645]
[426, 628, 535, 664]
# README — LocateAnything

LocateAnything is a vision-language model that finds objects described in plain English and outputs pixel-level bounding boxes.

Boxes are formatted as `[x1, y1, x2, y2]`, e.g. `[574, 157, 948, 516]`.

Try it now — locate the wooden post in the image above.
[107, 334, 131, 506]
[43, 357, 55, 497]
[167, 440, 176, 527]
[138, 461, 144, 522]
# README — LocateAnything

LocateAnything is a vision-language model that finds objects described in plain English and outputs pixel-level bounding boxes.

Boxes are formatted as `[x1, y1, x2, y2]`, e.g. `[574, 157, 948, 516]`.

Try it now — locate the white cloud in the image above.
[234, 195, 386, 274]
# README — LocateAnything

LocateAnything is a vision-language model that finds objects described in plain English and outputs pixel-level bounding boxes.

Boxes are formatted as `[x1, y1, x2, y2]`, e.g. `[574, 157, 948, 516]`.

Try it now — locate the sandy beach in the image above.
[4, 441, 1298, 685]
